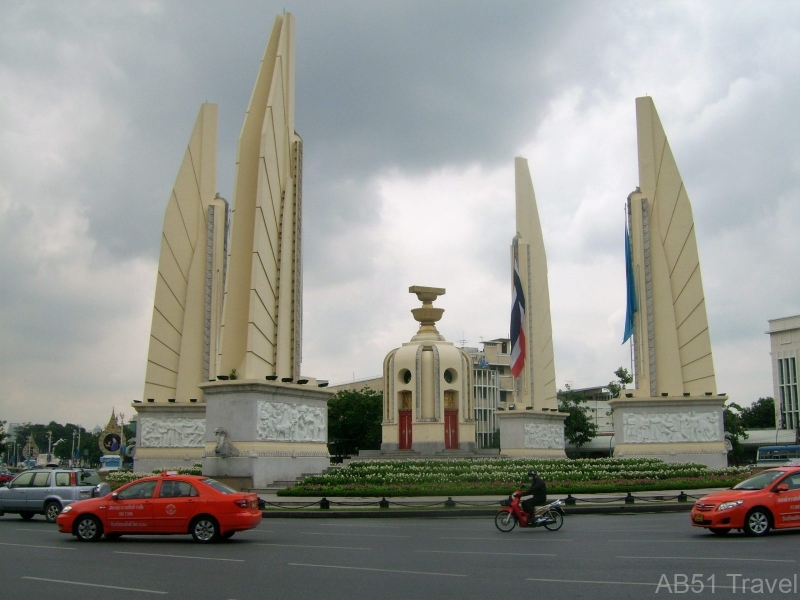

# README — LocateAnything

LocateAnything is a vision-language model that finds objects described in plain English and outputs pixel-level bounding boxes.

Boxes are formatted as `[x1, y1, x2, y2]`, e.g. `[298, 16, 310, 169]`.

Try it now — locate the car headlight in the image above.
[61, 505, 73, 514]
[717, 500, 744, 512]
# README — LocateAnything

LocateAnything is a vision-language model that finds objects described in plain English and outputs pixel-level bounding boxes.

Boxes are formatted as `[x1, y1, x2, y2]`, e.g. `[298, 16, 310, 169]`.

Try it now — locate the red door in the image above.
[399, 411, 412, 450]
[445, 411, 459, 449]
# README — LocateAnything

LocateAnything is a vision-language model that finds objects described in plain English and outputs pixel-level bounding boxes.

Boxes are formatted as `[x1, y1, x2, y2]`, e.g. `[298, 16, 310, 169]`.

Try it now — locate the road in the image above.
[0, 512, 798, 599]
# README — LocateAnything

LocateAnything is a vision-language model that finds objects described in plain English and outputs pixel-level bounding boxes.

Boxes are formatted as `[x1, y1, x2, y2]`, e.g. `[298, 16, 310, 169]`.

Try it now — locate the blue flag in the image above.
[623, 224, 638, 343]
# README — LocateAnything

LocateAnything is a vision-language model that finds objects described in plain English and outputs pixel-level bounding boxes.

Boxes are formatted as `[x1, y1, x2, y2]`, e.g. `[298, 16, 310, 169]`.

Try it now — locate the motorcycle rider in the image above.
[519, 469, 547, 522]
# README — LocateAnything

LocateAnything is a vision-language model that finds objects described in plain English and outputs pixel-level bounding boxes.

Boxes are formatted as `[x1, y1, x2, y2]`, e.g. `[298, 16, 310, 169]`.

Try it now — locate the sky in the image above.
[1, 0, 798, 430]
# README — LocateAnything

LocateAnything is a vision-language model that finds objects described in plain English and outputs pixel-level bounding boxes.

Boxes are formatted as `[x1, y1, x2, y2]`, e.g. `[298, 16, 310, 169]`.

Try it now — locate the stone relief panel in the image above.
[623, 411, 721, 444]
[524, 423, 564, 449]
[139, 418, 206, 448]
[257, 401, 326, 443]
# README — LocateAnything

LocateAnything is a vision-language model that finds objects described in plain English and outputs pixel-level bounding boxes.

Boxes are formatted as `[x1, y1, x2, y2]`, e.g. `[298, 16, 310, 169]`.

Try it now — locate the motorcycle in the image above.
[495, 492, 565, 532]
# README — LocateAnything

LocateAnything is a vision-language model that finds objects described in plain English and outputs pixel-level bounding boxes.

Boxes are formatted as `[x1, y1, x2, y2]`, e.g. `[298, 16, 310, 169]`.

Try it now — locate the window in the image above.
[11, 472, 34, 488]
[201, 478, 237, 494]
[31, 472, 51, 487]
[159, 480, 198, 498]
[55, 472, 70, 487]
[118, 480, 157, 500]
[778, 357, 799, 429]
[78, 470, 101, 486]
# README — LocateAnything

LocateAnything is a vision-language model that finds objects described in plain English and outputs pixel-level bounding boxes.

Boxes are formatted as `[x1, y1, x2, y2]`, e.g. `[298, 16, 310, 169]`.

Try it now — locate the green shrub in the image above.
[277, 458, 748, 497]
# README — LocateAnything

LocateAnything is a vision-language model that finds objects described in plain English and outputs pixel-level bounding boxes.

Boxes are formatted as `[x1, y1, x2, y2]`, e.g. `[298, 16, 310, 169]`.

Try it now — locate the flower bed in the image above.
[104, 465, 202, 490]
[276, 458, 749, 497]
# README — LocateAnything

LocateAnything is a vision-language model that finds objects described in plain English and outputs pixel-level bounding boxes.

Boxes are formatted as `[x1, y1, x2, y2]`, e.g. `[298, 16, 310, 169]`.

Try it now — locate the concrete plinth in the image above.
[608, 396, 728, 468]
[497, 410, 568, 458]
[200, 380, 333, 489]
[132, 403, 208, 472]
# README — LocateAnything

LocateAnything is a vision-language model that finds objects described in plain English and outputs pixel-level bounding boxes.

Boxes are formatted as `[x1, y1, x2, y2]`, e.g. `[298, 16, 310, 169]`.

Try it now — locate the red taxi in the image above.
[56, 472, 262, 543]
[691, 463, 800, 536]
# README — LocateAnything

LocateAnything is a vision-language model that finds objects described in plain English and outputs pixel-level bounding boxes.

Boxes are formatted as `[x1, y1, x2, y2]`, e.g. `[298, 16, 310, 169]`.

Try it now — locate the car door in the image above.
[152, 480, 202, 533]
[774, 472, 800, 529]
[25, 471, 52, 511]
[105, 479, 157, 533]
[0, 472, 34, 510]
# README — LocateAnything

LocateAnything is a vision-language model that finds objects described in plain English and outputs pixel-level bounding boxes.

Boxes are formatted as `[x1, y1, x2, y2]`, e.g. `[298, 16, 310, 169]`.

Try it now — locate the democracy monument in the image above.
[131, 11, 731, 485]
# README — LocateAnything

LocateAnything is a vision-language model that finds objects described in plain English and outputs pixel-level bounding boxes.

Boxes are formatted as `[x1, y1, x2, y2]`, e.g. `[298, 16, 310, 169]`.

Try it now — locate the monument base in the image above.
[608, 395, 728, 468]
[497, 410, 568, 459]
[200, 380, 333, 489]
[132, 402, 208, 472]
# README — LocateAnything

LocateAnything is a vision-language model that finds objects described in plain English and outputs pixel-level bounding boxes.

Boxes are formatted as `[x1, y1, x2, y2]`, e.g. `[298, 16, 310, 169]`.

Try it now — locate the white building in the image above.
[768, 316, 800, 430]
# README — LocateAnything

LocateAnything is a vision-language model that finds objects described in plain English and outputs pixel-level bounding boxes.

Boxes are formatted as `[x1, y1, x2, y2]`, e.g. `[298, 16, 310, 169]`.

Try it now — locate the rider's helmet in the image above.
[528, 469, 538, 479]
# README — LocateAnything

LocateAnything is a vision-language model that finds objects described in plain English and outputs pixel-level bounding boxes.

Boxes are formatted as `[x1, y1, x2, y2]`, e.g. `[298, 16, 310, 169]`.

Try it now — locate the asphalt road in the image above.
[1, 512, 798, 599]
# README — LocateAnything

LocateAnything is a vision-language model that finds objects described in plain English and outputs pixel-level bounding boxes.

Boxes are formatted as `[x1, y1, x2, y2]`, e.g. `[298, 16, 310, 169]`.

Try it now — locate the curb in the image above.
[261, 502, 694, 519]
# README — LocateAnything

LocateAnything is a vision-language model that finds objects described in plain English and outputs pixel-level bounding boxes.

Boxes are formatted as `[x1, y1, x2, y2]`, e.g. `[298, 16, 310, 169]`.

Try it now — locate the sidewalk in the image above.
[257, 488, 720, 518]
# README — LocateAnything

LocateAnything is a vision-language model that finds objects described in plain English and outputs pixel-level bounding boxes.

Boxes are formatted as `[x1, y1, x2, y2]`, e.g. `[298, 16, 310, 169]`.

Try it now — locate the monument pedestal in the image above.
[200, 380, 333, 489]
[132, 403, 208, 472]
[608, 396, 728, 468]
[497, 410, 568, 458]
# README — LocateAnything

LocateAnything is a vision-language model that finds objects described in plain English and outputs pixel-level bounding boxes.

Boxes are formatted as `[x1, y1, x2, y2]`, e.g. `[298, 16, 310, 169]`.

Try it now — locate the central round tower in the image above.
[381, 286, 476, 454]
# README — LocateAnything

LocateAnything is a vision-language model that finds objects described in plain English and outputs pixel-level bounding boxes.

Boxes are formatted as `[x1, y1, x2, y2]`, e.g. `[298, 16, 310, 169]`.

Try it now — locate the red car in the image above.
[56, 472, 262, 543]
[691, 463, 800, 536]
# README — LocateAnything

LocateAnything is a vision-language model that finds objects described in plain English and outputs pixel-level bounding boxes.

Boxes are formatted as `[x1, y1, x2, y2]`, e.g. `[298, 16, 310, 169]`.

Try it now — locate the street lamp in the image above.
[52, 439, 65, 464]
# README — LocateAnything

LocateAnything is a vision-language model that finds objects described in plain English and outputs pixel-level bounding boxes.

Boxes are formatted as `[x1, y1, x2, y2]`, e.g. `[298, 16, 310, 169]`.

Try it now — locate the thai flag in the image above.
[510, 258, 526, 378]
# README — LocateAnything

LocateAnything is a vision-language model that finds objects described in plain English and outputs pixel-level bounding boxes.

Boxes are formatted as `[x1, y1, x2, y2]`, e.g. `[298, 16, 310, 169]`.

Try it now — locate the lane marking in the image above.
[318, 523, 402, 529]
[617, 555, 795, 563]
[256, 543, 371, 550]
[0, 542, 74, 551]
[22, 576, 167, 595]
[114, 551, 244, 562]
[439, 536, 573, 542]
[300, 532, 409, 538]
[609, 539, 766, 543]
[526, 577, 736, 590]
[288, 562, 466, 577]
[418, 549, 556, 557]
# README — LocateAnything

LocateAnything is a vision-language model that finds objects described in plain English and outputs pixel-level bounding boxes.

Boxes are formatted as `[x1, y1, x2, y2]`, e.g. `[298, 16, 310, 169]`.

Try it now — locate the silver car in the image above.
[0, 469, 111, 523]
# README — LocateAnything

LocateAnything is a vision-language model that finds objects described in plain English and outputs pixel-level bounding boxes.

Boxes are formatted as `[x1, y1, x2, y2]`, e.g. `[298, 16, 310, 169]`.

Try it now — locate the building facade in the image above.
[768, 316, 800, 431]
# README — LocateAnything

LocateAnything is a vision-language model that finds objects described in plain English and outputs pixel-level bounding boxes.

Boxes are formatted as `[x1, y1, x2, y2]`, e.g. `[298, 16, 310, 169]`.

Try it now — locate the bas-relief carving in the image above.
[139, 418, 206, 448]
[623, 411, 720, 444]
[257, 401, 326, 443]
[524, 423, 564, 449]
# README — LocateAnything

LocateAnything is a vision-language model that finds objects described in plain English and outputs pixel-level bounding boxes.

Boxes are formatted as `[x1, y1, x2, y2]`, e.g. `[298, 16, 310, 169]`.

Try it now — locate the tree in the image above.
[724, 402, 749, 465]
[327, 387, 383, 457]
[0, 420, 7, 461]
[740, 397, 776, 429]
[607, 367, 633, 399]
[557, 385, 598, 447]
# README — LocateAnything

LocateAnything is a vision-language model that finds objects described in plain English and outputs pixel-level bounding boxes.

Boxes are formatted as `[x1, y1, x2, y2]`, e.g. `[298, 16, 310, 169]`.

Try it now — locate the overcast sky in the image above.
[1, 0, 798, 431]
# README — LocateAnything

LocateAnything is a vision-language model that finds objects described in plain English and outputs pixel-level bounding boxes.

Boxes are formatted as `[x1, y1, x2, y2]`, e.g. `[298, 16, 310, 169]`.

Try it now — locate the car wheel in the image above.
[743, 509, 771, 537]
[709, 527, 730, 535]
[45, 501, 62, 523]
[75, 515, 103, 542]
[190, 516, 220, 543]
[19, 511, 35, 521]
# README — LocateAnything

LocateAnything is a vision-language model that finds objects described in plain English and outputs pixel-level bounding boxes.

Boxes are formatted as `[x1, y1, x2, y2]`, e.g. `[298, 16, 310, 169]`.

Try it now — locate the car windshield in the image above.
[200, 478, 238, 494]
[732, 470, 786, 490]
